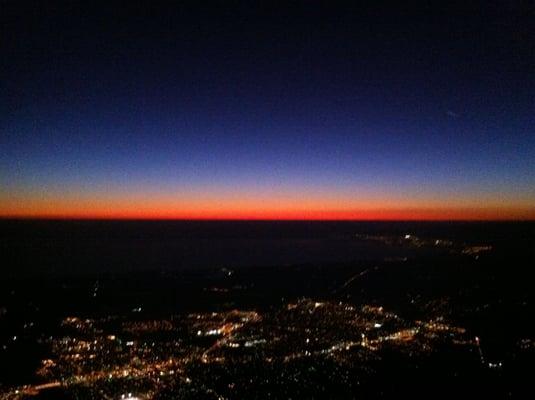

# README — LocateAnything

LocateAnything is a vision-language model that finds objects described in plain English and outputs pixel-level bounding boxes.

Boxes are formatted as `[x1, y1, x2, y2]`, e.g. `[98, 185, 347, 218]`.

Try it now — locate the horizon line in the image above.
[1, 216, 534, 223]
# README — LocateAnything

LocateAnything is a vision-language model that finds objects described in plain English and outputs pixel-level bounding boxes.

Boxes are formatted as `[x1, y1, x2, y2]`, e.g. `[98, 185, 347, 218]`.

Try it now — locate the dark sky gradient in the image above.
[1, 1, 534, 219]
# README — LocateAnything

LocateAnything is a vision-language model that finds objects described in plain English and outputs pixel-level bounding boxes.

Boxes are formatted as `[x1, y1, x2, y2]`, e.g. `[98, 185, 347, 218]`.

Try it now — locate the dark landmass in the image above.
[0, 221, 534, 399]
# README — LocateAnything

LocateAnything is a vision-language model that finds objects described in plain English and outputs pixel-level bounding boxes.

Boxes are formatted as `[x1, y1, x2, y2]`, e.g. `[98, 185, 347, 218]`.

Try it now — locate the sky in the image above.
[1, 2, 534, 220]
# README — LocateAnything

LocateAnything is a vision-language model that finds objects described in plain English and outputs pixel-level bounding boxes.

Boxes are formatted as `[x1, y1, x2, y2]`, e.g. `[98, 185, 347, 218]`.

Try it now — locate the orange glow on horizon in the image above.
[1, 190, 534, 221]
[2, 206, 534, 221]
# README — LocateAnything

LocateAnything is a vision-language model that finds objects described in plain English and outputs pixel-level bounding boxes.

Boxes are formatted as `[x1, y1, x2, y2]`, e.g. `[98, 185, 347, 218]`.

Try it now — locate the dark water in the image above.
[1, 220, 534, 278]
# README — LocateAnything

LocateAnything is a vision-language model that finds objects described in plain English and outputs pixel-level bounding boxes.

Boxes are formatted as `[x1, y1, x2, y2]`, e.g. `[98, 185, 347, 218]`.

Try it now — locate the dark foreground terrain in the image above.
[0, 221, 534, 399]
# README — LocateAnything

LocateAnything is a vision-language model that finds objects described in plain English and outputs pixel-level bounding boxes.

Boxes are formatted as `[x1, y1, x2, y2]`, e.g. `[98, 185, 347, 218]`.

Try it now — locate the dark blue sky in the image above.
[1, 2, 534, 219]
